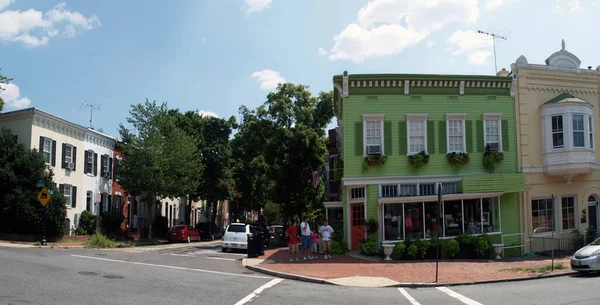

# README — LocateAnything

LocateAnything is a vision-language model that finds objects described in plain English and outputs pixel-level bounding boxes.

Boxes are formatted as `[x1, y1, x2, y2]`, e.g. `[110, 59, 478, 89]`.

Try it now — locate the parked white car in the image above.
[221, 223, 249, 252]
[571, 237, 600, 273]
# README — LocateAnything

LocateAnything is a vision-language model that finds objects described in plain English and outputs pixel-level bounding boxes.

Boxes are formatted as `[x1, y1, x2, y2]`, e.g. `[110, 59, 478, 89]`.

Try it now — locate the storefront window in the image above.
[482, 197, 501, 233]
[424, 201, 439, 238]
[404, 202, 424, 239]
[464, 199, 482, 234]
[383, 203, 403, 240]
[443, 200, 463, 237]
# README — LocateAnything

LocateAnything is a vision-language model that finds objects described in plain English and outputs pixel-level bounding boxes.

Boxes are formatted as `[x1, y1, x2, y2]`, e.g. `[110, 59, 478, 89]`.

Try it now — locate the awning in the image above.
[378, 191, 504, 204]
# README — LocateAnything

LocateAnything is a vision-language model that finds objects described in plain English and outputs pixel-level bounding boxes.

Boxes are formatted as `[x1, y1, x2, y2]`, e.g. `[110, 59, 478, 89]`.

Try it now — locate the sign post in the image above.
[37, 187, 51, 246]
[435, 183, 443, 282]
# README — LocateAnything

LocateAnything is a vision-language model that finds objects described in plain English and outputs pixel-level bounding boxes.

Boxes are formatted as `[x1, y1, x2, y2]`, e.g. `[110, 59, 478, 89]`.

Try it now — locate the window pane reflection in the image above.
[443, 200, 463, 237]
[383, 203, 403, 240]
[405, 203, 424, 239]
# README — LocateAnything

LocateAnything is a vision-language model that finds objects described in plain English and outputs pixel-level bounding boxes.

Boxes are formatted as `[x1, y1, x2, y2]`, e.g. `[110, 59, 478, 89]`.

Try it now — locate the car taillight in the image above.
[270, 232, 274, 236]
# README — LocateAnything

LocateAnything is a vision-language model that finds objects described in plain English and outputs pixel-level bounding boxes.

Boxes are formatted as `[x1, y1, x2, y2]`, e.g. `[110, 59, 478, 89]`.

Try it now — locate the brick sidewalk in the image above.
[256, 247, 573, 285]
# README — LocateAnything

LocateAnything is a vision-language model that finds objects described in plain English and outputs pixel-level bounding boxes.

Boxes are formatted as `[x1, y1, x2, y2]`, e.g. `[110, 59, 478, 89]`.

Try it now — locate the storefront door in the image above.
[351, 203, 365, 250]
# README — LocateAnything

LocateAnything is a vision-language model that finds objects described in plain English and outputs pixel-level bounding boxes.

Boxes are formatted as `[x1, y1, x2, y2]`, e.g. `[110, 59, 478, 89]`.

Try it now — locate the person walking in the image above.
[285, 220, 299, 262]
[300, 217, 312, 260]
[319, 219, 335, 259]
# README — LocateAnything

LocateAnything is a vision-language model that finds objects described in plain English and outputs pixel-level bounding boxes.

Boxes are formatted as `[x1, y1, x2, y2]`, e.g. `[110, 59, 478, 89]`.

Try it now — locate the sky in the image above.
[0, 0, 599, 138]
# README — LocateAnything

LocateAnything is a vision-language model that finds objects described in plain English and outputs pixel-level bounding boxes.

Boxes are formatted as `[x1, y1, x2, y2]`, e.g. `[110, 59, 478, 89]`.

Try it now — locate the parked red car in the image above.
[166, 225, 200, 243]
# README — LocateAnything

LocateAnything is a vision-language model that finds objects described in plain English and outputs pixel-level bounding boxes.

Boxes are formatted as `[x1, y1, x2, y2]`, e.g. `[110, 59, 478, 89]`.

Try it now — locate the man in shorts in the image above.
[300, 217, 312, 260]
[319, 219, 335, 259]
[285, 220, 299, 262]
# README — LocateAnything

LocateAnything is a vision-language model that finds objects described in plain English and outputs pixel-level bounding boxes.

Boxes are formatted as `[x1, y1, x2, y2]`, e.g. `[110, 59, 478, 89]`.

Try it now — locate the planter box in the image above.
[424, 245, 441, 259]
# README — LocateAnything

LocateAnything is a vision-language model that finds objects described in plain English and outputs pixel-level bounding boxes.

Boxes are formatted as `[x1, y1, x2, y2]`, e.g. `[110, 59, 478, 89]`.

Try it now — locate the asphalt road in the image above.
[1, 244, 600, 305]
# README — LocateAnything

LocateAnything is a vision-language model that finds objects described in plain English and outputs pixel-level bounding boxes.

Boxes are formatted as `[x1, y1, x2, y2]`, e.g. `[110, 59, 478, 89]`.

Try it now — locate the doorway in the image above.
[588, 195, 599, 232]
[350, 203, 365, 250]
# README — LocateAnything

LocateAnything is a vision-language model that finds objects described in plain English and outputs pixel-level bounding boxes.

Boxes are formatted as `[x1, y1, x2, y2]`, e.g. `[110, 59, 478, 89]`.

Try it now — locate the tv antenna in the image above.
[478, 29, 508, 74]
[80, 101, 102, 129]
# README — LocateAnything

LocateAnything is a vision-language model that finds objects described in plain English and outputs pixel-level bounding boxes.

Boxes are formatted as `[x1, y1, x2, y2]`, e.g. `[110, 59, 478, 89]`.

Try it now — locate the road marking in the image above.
[206, 257, 236, 261]
[234, 278, 283, 305]
[170, 253, 195, 257]
[70, 255, 269, 279]
[436, 287, 483, 305]
[397, 288, 421, 305]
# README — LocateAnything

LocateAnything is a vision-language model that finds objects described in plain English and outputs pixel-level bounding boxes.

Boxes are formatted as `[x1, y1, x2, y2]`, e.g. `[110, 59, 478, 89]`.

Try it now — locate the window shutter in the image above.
[108, 195, 112, 212]
[84, 150, 89, 174]
[71, 186, 77, 208]
[39, 136, 44, 154]
[465, 120, 473, 153]
[427, 121, 435, 154]
[51, 140, 57, 167]
[384, 121, 392, 155]
[59, 184, 64, 195]
[109, 157, 113, 179]
[476, 120, 484, 152]
[62, 144, 67, 168]
[73, 146, 77, 171]
[94, 153, 98, 176]
[398, 121, 407, 154]
[355, 122, 363, 156]
[438, 121, 447, 154]
[502, 120, 509, 151]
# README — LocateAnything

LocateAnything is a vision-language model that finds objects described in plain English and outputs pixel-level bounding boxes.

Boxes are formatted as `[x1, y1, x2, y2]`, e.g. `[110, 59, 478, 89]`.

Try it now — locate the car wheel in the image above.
[187, 235, 191, 243]
[221, 247, 227, 252]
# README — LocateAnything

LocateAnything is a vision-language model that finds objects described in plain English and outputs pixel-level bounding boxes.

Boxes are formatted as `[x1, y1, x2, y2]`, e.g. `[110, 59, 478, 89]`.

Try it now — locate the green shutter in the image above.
[355, 122, 363, 156]
[465, 120, 473, 153]
[438, 121, 447, 154]
[384, 121, 392, 155]
[427, 121, 435, 154]
[502, 120, 509, 151]
[399, 121, 407, 155]
[476, 120, 484, 152]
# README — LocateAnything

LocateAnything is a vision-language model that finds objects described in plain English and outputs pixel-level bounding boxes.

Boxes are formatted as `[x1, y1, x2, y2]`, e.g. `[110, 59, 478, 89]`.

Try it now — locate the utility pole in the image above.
[478, 30, 507, 74]
[80, 101, 102, 129]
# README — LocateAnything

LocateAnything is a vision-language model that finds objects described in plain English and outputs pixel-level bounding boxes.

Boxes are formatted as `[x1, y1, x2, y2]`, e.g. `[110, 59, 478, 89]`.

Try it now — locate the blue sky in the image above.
[1, 0, 599, 137]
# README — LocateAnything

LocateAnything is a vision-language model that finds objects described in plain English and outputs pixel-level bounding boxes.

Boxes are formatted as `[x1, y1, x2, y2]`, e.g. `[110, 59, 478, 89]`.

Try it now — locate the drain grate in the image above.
[103, 275, 124, 279]
[78, 271, 98, 276]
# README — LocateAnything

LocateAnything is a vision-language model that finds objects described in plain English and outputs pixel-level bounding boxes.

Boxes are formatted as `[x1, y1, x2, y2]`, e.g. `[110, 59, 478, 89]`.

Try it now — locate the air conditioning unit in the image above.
[68, 162, 75, 170]
[367, 145, 381, 155]
[489, 143, 500, 151]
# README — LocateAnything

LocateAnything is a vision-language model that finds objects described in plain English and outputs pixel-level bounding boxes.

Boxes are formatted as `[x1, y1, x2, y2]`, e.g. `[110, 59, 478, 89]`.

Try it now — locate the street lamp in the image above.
[41, 167, 50, 246]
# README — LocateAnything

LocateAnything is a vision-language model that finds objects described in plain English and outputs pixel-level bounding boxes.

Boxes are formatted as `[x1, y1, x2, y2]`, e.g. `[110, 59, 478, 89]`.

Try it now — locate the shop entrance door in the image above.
[351, 203, 365, 250]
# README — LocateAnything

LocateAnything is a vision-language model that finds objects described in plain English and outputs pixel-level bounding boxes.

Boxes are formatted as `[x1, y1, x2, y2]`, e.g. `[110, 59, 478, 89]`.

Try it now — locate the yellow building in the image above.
[511, 40, 600, 254]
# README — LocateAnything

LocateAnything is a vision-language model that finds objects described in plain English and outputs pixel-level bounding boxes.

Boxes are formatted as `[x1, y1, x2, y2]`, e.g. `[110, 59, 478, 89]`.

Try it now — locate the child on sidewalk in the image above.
[310, 231, 319, 259]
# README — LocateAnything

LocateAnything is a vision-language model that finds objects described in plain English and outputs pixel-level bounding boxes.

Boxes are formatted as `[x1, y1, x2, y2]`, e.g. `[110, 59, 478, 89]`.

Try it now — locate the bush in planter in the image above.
[330, 240, 349, 255]
[408, 151, 429, 169]
[474, 235, 490, 257]
[391, 243, 406, 260]
[447, 152, 469, 165]
[360, 237, 379, 256]
[483, 144, 504, 170]
[362, 155, 388, 171]
[415, 239, 431, 259]
[406, 244, 419, 259]
[446, 239, 460, 258]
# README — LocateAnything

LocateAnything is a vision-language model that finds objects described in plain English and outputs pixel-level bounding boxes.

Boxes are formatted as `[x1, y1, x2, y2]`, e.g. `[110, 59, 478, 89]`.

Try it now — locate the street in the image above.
[2, 244, 600, 305]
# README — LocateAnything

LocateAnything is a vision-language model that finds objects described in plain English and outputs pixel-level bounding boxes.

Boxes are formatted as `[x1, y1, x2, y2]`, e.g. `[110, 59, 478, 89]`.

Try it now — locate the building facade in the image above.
[82, 128, 116, 224]
[511, 41, 600, 253]
[333, 72, 525, 251]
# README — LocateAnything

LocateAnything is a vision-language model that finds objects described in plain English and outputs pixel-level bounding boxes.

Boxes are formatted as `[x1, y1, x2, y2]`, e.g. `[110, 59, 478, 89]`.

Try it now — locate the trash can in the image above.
[247, 233, 258, 258]
[257, 229, 265, 256]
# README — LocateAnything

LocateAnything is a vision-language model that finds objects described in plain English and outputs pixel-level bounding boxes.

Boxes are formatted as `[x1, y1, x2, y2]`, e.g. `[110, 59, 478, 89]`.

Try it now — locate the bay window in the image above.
[552, 115, 564, 149]
[572, 115, 585, 148]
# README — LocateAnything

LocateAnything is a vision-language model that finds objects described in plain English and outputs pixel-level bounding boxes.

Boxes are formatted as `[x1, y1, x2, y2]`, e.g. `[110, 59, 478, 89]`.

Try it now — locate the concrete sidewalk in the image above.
[242, 247, 577, 288]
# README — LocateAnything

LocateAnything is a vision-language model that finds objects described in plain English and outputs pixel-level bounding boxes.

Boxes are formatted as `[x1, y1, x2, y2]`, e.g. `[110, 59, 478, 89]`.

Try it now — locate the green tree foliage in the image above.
[78, 210, 98, 235]
[0, 127, 67, 237]
[0, 69, 14, 112]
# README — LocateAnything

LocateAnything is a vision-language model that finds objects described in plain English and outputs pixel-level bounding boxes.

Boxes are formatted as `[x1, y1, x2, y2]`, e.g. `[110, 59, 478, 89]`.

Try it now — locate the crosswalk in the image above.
[399, 287, 484, 305]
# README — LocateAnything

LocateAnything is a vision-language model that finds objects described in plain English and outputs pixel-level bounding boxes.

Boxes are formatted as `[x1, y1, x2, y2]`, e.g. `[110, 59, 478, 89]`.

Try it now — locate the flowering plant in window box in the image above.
[408, 151, 429, 169]
[362, 154, 388, 171]
[447, 152, 470, 165]
[483, 144, 504, 170]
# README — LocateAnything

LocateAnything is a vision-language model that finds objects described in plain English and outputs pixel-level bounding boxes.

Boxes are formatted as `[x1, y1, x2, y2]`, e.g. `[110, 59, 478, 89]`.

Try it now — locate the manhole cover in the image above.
[103, 275, 124, 279]
[78, 271, 98, 276]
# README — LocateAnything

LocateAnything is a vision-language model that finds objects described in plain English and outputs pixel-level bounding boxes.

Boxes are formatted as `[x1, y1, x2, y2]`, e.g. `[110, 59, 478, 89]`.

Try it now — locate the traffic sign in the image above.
[37, 187, 51, 207]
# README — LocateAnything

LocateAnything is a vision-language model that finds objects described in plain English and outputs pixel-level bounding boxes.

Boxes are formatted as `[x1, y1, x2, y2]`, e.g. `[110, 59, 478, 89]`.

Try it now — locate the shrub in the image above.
[79, 210, 98, 235]
[83, 233, 116, 249]
[391, 243, 406, 260]
[331, 240, 349, 255]
[102, 212, 125, 236]
[474, 236, 490, 257]
[360, 240, 378, 256]
[446, 239, 460, 258]
[406, 244, 419, 259]
[416, 239, 431, 259]
[74, 227, 86, 236]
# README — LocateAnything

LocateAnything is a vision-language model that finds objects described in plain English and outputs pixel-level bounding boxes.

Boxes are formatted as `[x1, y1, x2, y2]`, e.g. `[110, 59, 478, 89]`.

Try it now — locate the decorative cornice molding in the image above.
[524, 75, 598, 86]
[32, 113, 86, 140]
[522, 86, 598, 96]
[84, 131, 116, 150]
[349, 79, 511, 89]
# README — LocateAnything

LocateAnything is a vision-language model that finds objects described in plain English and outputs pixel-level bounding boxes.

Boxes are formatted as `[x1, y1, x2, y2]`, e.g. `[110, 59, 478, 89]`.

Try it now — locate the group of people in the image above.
[285, 217, 334, 262]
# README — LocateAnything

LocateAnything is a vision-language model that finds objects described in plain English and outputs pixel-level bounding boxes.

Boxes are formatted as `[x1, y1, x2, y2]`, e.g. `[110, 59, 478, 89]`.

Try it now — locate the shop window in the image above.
[351, 187, 365, 199]
[561, 196, 576, 230]
[381, 185, 398, 198]
[399, 184, 417, 197]
[532, 198, 554, 232]
[383, 203, 404, 241]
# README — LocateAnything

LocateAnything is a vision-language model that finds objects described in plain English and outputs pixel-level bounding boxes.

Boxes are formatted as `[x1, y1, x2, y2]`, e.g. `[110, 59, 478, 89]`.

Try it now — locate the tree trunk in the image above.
[186, 197, 192, 225]
[211, 200, 218, 225]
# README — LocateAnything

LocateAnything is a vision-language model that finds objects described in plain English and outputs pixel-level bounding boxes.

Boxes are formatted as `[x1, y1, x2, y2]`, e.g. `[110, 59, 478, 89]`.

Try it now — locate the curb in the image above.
[245, 264, 328, 285]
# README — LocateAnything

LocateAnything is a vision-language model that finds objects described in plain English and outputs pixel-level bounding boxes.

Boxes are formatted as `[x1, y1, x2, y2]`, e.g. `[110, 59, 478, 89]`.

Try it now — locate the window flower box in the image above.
[362, 155, 387, 171]
[483, 144, 504, 170]
[447, 152, 469, 165]
[408, 151, 429, 169]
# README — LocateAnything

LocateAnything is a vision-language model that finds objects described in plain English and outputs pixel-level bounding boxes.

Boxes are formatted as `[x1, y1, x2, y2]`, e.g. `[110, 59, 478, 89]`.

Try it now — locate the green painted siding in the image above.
[342, 94, 518, 178]
[367, 185, 379, 220]
[500, 192, 523, 256]
[462, 173, 525, 193]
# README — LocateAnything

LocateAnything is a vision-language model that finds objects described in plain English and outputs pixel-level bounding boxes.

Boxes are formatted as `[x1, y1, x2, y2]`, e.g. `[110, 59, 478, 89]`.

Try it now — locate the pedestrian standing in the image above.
[300, 217, 312, 260]
[310, 231, 319, 259]
[285, 220, 299, 262]
[319, 219, 335, 259]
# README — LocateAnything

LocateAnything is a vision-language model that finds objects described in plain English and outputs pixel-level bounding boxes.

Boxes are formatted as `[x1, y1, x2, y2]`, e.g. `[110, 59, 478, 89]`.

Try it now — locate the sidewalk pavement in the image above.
[243, 247, 576, 288]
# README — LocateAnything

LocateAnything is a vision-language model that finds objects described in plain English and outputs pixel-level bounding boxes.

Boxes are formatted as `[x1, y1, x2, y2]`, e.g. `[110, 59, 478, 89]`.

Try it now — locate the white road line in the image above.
[170, 253, 195, 257]
[70, 255, 269, 279]
[206, 257, 236, 261]
[397, 288, 421, 305]
[437, 287, 483, 305]
[234, 278, 283, 305]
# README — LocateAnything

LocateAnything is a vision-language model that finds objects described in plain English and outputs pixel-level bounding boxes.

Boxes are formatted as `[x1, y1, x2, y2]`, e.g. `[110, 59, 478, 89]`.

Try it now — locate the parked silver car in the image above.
[571, 237, 600, 273]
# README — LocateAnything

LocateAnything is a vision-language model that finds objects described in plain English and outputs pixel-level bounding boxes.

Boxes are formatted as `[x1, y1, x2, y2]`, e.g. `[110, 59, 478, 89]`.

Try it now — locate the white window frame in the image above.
[561, 195, 577, 231]
[349, 187, 366, 202]
[43, 137, 53, 164]
[531, 197, 556, 234]
[482, 113, 503, 152]
[446, 113, 467, 153]
[63, 184, 72, 207]
[572, 114, 586, 148]
[86, 150, 94, 174]
[406, 114, 429, 155]
[589, 116, 594, 150]
[64, 144, 74, 164]
[362, 114, 385, 156]
[551, 115, 565, 150]
[380, 184, 398, 198]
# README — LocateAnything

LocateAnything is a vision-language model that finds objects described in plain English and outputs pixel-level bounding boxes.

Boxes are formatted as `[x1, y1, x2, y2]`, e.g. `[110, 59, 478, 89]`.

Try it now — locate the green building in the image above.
[332, 72, 525, 255]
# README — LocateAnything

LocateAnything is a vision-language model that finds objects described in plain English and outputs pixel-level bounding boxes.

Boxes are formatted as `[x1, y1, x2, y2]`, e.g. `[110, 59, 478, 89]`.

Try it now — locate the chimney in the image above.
[496, 68, 509, 76]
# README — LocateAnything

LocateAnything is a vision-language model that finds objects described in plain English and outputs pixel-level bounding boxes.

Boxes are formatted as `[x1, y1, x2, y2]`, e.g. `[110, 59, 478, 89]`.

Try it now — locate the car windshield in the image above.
[590, 237, 600, 246]
[227, 225, 246, 233]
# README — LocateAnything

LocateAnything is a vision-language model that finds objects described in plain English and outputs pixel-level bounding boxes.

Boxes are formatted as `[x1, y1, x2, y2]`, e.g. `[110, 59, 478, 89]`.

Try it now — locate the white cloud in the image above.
[327, 0, 480, 63]
[318, 47, 327, 56]
[251, 69, 286, 90]
[448, 30, 493, 65]
[0, 83, 32, 109]
[0, 0, 14, 10]
[556, 0, 582, 12]
[0, 2, 100, 47]
[198, 110, 219, 118]
[483, 0, 504, 10]
[426, 39, 435, 48]
[243, 0, 272, 15]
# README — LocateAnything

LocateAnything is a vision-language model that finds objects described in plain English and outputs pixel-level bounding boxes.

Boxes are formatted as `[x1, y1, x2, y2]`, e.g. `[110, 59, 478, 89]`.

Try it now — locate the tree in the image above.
[0, 70, 13, 112]
[117, 100, 203, 237]
[0, 127, 67, 237]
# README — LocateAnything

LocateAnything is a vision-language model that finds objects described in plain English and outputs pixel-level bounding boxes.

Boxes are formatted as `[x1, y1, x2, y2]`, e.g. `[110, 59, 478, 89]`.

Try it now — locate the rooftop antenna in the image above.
[80, 101, 102, 129]
[478, 29, 508, 74]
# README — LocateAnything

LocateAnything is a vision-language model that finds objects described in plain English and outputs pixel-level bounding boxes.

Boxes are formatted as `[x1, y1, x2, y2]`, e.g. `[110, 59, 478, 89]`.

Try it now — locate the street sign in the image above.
[37, 187, 51, 207]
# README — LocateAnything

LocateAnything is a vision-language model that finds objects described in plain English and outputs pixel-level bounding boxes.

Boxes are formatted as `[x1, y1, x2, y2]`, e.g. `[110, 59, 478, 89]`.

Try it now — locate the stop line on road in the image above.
[398, 287, 484, 305]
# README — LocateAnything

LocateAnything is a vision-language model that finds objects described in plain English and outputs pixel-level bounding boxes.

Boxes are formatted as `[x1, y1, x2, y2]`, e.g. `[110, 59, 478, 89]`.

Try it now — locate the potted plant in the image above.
[483, 144, 504, 170]
[447, 152, 469, 165]
[446, 239, 460, 258]
[408, 151, 429, 169]
[362, 154, 388, 171]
